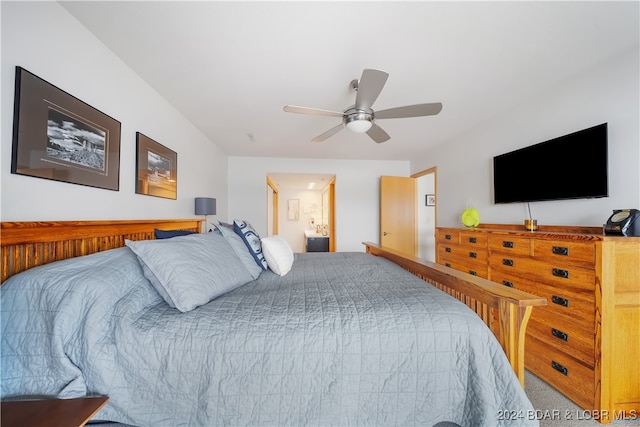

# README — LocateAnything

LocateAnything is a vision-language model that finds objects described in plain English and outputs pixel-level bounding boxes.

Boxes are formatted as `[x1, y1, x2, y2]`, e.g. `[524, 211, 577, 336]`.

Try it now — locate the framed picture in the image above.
[426, 194, 436, 206]
[11, 66, 121, 190]
[288, 199, 299, 220]
[135, 132, 177, 199]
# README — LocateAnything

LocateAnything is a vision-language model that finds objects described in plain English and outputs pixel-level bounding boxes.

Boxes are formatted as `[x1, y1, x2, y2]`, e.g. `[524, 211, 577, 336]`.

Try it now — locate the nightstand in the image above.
[1, 396, 109, 427]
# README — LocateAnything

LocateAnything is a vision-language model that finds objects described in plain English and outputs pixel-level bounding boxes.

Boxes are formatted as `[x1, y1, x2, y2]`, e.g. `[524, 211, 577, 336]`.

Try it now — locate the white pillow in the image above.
[261, 235, 294, 276]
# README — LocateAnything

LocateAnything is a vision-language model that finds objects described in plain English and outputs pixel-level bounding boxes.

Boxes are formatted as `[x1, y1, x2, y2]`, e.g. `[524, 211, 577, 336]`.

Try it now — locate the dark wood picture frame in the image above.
[11, 66, 121, 191]
[135, 132, 177, 199]
[426, 194, 436, 206]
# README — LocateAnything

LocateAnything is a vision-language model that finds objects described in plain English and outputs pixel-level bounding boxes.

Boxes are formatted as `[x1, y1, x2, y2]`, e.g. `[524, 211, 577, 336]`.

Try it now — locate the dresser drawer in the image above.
[438, 245, 488, 264]
[532, 240, 596, 267]
[457, 247, 488, 264]
[490, 271, 595, 332]
[526, 336, 595, 410]
[459, 231, 488, 248]
[527, 317, 595, 367]
[436, 229, 460, 244]
[489, 235, 531, 256]
[438, 249, 456, 268]
[490, 256, 595, 292]
[439, 257, 488, 279]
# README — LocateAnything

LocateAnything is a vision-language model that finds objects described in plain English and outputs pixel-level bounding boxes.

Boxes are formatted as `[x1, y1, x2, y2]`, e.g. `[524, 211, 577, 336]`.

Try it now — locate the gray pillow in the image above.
[217, 221, 234, 230]
[217, 225, 263, 279]
[125, 233, 253, 312]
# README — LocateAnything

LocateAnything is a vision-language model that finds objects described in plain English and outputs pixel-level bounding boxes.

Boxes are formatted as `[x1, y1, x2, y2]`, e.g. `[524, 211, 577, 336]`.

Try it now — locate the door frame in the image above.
[327, 177, 336, 251]
[266, 176, 279, 235]
[411, 166, 437, 226]
[411, 166, 437, 261]
[265, 174, 336, 250]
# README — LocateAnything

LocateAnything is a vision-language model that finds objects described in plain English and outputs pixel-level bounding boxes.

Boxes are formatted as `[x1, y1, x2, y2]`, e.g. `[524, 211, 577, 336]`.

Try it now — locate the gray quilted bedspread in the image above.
[1, 248, 537, 426]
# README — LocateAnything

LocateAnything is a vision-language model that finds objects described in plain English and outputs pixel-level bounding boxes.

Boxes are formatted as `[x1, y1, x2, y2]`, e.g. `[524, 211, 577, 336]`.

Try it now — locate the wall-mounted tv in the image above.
[493, 123, 608, 204]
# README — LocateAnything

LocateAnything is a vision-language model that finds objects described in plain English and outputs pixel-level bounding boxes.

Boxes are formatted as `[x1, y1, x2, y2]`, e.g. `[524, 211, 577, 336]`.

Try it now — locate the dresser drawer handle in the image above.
[502, 258, 514, 267]
[552, 246, 569, 256]
[445, 263, 452, 268]
[502, 241, 514, 248]
[469, 237, 477, 243]
[551, 328, 569, 341]
[469, 270, 477, 276]
[445, 234, 452, 240]
[469, 251, 477, 258]
[552, 268, 569, 279]
[552, 295, 569, 307]
[551, 361, 568, 376]
[502, 280, 514, 288]
[445, 247, 452, 253]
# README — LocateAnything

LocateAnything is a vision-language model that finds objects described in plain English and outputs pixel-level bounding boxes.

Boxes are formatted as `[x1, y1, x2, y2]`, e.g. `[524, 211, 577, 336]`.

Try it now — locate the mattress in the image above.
[1, 248, 537, 426]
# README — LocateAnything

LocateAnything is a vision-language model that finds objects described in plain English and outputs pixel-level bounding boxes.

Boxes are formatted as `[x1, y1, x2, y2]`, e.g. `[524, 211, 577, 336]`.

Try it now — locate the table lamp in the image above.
[195, 197, 216, 232]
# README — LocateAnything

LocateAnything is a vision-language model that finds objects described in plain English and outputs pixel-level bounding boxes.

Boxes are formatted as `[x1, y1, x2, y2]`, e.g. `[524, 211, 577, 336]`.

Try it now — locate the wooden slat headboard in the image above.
[1, 219, 203, 283]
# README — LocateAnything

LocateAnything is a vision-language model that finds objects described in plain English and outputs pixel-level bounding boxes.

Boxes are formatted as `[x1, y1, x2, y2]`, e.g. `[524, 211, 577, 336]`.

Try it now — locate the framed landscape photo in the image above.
[135, 132, 177, 199]
[11, 66, 121, 191]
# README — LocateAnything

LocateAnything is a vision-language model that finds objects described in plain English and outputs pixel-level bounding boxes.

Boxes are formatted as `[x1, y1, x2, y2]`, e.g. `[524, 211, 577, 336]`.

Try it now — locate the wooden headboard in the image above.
[1, 219, 203, 283]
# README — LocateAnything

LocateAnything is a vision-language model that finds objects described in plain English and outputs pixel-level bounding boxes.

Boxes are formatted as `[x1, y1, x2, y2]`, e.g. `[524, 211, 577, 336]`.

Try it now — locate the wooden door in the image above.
[380, 175, 417, 255]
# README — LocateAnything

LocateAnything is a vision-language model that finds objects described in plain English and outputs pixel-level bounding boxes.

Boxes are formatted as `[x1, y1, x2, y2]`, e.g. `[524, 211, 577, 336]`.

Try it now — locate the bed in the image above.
[1, 219, 545, 426]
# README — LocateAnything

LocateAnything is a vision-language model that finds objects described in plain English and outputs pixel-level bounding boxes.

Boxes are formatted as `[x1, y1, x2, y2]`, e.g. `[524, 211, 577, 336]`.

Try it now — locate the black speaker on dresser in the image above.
[604, 209, 640, 236]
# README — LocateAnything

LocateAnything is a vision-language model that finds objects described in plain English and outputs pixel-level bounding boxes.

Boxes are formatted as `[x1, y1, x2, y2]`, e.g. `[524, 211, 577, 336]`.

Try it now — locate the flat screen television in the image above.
[493, 123, 608, 204]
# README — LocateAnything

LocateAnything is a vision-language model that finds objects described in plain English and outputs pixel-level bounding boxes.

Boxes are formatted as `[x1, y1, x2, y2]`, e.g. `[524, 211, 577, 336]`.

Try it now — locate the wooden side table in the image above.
[1, 396, 108, 427]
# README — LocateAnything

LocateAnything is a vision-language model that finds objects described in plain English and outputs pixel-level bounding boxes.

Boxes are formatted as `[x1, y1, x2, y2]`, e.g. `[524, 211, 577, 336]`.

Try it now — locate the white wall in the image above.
[412, 48, 640, 228]
[228, 157, 410, 252]
[1, 2, 227, 222]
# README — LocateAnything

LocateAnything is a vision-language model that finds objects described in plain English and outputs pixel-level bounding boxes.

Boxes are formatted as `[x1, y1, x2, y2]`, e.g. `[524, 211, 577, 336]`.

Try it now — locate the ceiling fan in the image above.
[283, 69, 442, 144]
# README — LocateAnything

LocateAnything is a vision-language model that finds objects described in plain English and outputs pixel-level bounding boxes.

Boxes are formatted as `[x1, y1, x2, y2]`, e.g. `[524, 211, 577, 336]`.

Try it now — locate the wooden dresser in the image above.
[436, 224, 639, 423]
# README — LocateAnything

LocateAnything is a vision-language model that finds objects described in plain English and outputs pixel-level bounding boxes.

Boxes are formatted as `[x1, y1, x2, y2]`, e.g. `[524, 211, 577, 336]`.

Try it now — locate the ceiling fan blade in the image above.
[311, 123, 345, 142]
[367, 123, 391, 144]
[355, 69, 389, 111]
[283, 105, 343, 118]
[375, 102, 443, 119]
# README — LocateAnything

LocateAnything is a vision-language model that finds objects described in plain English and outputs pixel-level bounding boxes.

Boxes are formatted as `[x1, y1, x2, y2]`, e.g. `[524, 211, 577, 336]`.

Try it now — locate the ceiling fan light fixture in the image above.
[346, 119, 372, 134]
[344, 110, 373, 134]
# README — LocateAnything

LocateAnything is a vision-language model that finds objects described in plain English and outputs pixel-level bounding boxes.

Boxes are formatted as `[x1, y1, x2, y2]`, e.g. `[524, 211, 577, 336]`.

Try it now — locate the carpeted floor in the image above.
[525, 371, 639, 427]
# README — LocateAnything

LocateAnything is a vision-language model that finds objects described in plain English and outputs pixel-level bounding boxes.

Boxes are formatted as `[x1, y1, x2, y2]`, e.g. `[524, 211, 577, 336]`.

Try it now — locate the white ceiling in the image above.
[60, 1, 639, 162]
[268, 172, 335, 191]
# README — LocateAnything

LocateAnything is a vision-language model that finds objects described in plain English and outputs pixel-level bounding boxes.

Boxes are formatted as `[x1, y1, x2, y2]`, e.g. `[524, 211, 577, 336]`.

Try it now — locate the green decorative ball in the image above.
[461, 208, 480, 227]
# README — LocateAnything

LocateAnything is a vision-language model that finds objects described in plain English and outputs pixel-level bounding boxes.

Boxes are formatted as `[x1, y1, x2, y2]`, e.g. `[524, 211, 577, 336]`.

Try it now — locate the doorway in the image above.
[412, 167, 437, 262]
[265, 173, 336, 253]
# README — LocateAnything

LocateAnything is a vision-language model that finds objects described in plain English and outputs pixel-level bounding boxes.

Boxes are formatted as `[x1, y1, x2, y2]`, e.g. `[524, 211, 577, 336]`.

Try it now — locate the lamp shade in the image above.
[195, 197, 216, 215]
